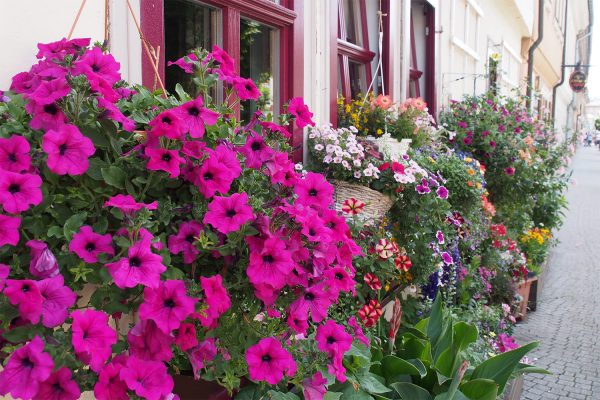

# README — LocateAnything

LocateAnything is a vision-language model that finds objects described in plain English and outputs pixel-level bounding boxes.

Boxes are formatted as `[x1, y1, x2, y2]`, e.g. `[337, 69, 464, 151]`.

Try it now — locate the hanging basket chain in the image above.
[67, 0, 88, 40]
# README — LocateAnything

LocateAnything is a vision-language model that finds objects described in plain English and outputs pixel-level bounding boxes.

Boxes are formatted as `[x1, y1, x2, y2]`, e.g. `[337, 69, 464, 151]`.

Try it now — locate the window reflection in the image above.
[348, 61, 366, 98]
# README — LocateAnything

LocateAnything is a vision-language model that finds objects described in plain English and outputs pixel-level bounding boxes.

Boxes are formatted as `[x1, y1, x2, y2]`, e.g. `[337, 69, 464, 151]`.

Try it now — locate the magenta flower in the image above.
[203, 192, 254, 235]
[149, 110, 186, 139]
[145, 147, 185, 178]
[289, 284, 332, 323]
[0, 264, 9, 291]
[128, 320, 174, 362]
[206, 45, 235, 76]
[441, 251, 454, 265]
[198, 275, 231, 328]
[35, 367, 80, 400]
[260, 121, 291, 138]
[71, 309, 117, 372]
[232, 77, 260, 100]
[181, 140, 207, 159]
[295, 172, 334, 208]
[436, 186, 449, 199]
[496, 333, 519, 353]
[69, 225, 114, 263]
[120, 356, 174, 400]
[245, 337, 297, 385]
[168, 53, 198, 74]
[168, 220, 203, 264]
[29, 77, 71, 105]
[42, 124, 95, 175]
[4, 279, 44, 323]
[239, 133, 274, 169]
[0, 170, 42, 213]
[324, 266, 356, 296]
[105, 240, 166, 289]
[286, 307, 309, 334]
[316, 320, 353, 356]
[193, 147, 241, 198]
[0, 135, 31, 172]
[72, 46, 121, 85]
[175, 97, 219, 138]
[265, 151, 298, 187]
[36, 275, 77, 328]
[348, 316, 370, 347]
[247, 236, 294, 289]
[188, 338, 217, 379]
[303, 372, 327, 400]
[26, 101, 68, 131]
[26, 240, 59, 278]
[287, 97, 315, 128]
[104, 194, 158, 216]
[36, 37, 90, 60]
[436, 230, 445, 244]
[0, 214, 20, 247]
[94, 356, 129, 400]
[97, 97, 135, 132]
[0, 336, 54, 399]
[504, 167, 515, 175]
[139, 280, 196, 334]
[175, 322, 198, 351]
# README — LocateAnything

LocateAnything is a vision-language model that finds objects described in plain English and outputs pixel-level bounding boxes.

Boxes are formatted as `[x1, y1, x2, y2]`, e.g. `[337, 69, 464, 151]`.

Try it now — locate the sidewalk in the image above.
[514, 146, 600, 399]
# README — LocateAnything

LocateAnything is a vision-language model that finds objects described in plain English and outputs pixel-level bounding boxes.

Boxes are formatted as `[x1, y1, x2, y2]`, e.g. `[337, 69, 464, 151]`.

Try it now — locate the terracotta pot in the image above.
[173, 374, 232, 400]
[516, 277, 538, 319]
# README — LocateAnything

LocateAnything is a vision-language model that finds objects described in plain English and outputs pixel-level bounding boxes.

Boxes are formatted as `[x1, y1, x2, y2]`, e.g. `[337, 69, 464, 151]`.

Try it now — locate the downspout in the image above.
[551, 0, 569, 127]
[526, 0, 544, 108]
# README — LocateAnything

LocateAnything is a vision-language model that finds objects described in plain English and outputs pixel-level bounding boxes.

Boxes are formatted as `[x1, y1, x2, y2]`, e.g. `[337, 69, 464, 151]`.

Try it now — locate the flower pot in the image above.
[332, 180, 394, 221]
[516, 277, 538, 319]
[173, 375, 232, 400]
[368, 134, 412, 158]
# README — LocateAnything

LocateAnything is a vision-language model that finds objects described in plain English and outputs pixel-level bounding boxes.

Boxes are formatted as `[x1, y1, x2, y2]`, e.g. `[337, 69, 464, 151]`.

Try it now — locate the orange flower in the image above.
[372, 94, 393, 110]
[467, 181, 473, 187]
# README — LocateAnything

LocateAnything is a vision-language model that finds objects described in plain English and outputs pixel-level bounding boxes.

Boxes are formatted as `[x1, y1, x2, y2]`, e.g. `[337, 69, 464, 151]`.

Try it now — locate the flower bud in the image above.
[26, 240, 59, 279]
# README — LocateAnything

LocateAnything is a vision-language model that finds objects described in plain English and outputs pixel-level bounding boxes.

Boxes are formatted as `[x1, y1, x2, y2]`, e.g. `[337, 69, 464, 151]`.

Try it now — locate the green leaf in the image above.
[356, 372, 390, 394]
[453, 322, 478, 353]
[101, 166, 127, 188]
[175, 83, 192, 102]
[469, 342, 539, 394]
[459, 379, 498, 400]
[381, 355, 421, 383]
[512, 363, 551, 376]
[63, 212, 88, 241]
[3, 325, 44, 342]
[427, 295, 443, 345]
[434, 348, 454, 380]
[407, 359, 428, 378]
[323, 393, 343, 400]
[391, 382, 433, 400]
[266, 391, 301, 400]
[86, 157, 109, 181]
[346, 343, 371, 368]
[47, 225, 64, 239]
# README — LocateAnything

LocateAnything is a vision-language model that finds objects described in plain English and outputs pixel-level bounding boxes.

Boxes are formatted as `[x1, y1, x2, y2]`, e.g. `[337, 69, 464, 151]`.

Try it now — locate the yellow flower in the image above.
[464, 157, 473, 163]
[467, 169, 475, 175]
[428, 157, 436, 164]
[476, 182, 482, 189]
[345, 105, 351, 113]
[376, 129, 383, 135]
[385, 283, 390, 291]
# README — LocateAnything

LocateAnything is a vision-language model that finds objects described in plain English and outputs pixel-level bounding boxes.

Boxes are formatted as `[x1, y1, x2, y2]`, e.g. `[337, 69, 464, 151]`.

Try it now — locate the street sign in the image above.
[569, 70, 587, 92]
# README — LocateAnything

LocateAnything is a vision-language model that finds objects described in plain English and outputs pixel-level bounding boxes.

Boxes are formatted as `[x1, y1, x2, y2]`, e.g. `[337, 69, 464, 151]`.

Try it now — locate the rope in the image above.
[67, 0, 87, 40]
[104, 0, 110, 46]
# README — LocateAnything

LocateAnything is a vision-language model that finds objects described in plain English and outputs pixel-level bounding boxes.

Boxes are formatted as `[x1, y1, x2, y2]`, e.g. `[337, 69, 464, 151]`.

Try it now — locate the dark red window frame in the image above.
[140, 0, 305, 161]
[408, 1, 436, 115]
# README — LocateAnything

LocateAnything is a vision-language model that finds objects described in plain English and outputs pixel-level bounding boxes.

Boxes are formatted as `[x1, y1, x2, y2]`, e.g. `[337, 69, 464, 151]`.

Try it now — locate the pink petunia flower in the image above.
[97, 97, 135, 132]
[264, 151, 298, 187]
[145, 147, 186, 178]
[436, 230, 445, 244]
[0, 170, 42, 213]
[193, 146, 241, 198]
[239, 134, 274, 169]
[35, 367, 80, 400]
[26, 101, 68, 131]
[441, 251, 454, 265]
[26, 240, 59, 278]
[0, 336, 54, 399]
[36, 37, 90, 60]
[245, 337, 297, 385]
[36, 275, 77, 328]
[246, 236, 294, 290]
[42, 124, 96, 175]
[71, 309, 117, 372]
[0, 214, 20, 247]
[120, 356, 174, 400]
[139, 280, 196, 334]
[287, 307, 309, 334]
[168, 53, 198, 74]
[128, 320, 174, 362]
[436, 186, 449, 199]
[167, 220, 203, 264]
[149, 110, 186, 140]
[104, 194, 158, 215]
[289, 284, 332, 323]
[69, 225, 114, 263]
[205, 45, 235, 76]
[175, 322, 198, 351]
[0, 135, 31, 172]
[303, 371, 328, 400]
[72, 46, 121, 85]
[324, 266, 356, 296]
[181, 140, 207, 159]
[29, 77, 71, 105]
[287, 97, 315, 128]
[231, 77, 260, 100]
[187, 338, 217, 379]
[260, 121, 291, 138]
[316, 320, 353, 381]
[198, 275, 231, 328]
[348, 316, 370, 347]
[203, 192, 254, 234]
[105, 239, 166, 289]
[94, 355, 129, 400]
[175, 97, 219, 138]
[294, 172, 333, 209]
[4, 279, 44, 323]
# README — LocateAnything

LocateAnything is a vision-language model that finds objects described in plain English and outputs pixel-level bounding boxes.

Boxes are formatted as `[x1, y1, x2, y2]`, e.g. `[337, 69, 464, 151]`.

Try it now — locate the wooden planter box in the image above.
[516, 277, 538, 320]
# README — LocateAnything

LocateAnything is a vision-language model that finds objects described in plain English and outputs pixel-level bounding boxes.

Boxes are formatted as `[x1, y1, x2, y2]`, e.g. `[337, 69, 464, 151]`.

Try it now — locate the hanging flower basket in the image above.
[332, 180, 394, 220]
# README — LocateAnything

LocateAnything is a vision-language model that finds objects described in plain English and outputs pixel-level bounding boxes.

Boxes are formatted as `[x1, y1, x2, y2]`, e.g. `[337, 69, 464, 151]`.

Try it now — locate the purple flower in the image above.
[441, 252, 453, 265]
[436, 186, 449, 199]
[436, 230, 445, 244]
[26, 240, 59, 279]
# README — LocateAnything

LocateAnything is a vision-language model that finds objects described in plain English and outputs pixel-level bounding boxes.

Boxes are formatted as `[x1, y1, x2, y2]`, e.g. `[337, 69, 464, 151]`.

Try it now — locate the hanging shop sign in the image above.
[569, 70, 587, 92]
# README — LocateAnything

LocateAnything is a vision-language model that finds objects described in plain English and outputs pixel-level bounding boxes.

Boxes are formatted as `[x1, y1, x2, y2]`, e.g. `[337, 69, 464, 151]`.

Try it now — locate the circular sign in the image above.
[569, 70, 587, 92]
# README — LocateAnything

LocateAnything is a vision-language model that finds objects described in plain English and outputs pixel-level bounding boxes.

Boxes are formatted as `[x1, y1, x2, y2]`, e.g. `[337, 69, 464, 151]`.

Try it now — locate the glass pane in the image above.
[240, 18, 279, 122]
[165, 0, 220, 95]
[338, 57, 344, 96]
[342, 0, 362, 46]
[348, 61, 366, 98]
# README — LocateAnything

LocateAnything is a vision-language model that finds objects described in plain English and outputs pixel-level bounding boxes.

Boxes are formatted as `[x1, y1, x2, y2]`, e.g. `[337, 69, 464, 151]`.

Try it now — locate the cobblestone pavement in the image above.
[514, 147, 600, 399]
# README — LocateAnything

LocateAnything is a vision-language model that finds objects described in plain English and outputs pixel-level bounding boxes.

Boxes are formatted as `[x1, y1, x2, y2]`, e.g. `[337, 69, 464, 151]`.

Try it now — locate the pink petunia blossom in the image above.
[0, 214, 20, 247]
[324, 266, 356, 296]
[294, 172, 334, 208]
[29, 77, 71, 105]
[303, 372, 328, 400]
[205, 45, 235, 76]
[0, 135, 31, 172]
[245, 337, 297, 385]
[26, 240, 59, 278]
[71, 309, 117, 372]
[167, 53, 198, 74]
[72, 46, 121, 85]
[260, 121, 291, 138]
[316, 320, 353, 382]
[246, 236, 294, 290]
[11, 71, 40, 95]
[34, 367, 80, 400]
[265, 151, 298, 187]
[436, 230, 445, 244]
[149, 110, 186, 139]
[231, 77, 260, 100]
[69, 225, 114, 263]
[97, 97, 135, 131]
[0, 170, 42, 213]
[239, 133, 274, 169]
[120, 356, 174, 400]
[128, 320, 174, 362]
[145, 147, 186, 178]
[289, 284, 332, 323]
[286, 307, 309, 334]
[0, 336, 54, 399]
[167, 220, 203, 264]
[175, 322, 198, 351]
[4, 279, 44, 323]
[139, 280, 196, 334]
[26, 101, 68, 131]
[36, 275, 77, 328]
[348, 316, 370, 347]
[287, 97, 315, 128]
[94, 355, 129, 400]
[103, 194, 158, 215]
[175, 97, 219, 138]
[188, 338, 217, 379]
[441, 251, 454, 265]
[198, 275, 231, 328]
[203, 192, 254, 234]
[436, 186, 449, 199]
[181, 140, 207, 159]
[105, 239, 166, 289]
[42, 124, 95, 175]
[36, 37, 90, 61]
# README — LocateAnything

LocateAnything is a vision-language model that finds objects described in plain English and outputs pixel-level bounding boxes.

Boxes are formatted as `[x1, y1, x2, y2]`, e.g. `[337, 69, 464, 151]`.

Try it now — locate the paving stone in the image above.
[514, 147, 600, 399]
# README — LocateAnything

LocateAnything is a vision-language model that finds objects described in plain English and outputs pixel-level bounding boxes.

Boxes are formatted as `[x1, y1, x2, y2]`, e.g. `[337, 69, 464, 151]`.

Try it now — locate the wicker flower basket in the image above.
[332, 180, 394, 221]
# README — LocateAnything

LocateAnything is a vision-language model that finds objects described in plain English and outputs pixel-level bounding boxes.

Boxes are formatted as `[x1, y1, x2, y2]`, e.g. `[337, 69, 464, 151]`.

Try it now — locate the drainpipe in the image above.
[526, 0, 544, 109]
[551, 0, 569, 127]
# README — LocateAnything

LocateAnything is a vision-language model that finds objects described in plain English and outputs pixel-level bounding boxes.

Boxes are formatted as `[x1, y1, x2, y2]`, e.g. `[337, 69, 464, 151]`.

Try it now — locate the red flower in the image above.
[363, 273, 382, 291]
[395, 255, 413, 272]
[341, 197, 365, 215]
[358, 299, 383, 327]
